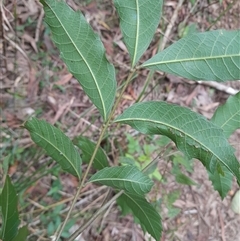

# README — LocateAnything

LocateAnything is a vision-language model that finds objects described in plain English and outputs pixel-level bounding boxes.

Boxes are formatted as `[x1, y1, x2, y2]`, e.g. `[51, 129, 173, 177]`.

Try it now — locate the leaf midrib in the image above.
[31, 129, 79, 178]
[91, 178, 150, 185]
[116, 117, 233, 172]
[142, 54, 240, 67]
[132, 0, 140, 66]
[125, 193, 158, 238]
[47, 2, 106, 119]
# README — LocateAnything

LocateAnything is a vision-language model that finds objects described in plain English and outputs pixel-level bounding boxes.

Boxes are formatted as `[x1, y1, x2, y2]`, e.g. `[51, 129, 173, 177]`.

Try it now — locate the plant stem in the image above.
[67, 146, 180, 240]
[136, 70, 154, 103]
[55, 69, 137, 240]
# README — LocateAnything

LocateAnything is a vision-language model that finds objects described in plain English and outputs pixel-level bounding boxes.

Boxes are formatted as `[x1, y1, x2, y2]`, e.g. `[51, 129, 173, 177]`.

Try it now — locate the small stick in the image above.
[160, 0, 185, 51]
[35, 8, 44, 43]
[218, 208, 226, 241]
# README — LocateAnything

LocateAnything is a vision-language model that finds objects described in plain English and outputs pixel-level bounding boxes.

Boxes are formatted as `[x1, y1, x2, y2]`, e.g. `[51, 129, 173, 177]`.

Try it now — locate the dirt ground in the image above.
[1, 0, 240, 240]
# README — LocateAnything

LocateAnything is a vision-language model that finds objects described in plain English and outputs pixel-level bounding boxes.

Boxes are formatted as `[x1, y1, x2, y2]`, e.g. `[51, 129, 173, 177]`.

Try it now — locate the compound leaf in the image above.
[211, 91, 240, 138]
[0, 176, 20, 241]
[142, 30, 240, 81]
[40, 0, 116, 121]
[114, 0, 162, 66]
[114, 101, 240, 192]
[24, 117, 82, 179]
[117, 192, 162, 240]
[88, 166, 153, 195]
[73, 136, 109, 170]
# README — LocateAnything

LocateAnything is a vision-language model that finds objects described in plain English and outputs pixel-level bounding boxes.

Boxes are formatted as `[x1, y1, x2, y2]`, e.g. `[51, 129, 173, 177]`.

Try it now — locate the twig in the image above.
[160, 0, 185, 51]
[180, 0, 200, 28]
[5, 35, 30, 64]
[0, 3, 8, 71]
[67, 145, 179, 241]
[197, 81, 239, 95]
[35, 8, 44, 43]
[218, 208, 226, 241]
[68, 191, 124, 241]
[136, 0, 185, 103]
[183, 78, 239, 95]
[55, 69, 137, 241]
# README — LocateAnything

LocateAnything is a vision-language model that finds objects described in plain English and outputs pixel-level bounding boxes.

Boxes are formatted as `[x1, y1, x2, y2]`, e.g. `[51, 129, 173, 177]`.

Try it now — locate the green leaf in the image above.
[40, 0, 116, 121]
[172, 167, 197, 186]
[114, 101, 240, 187]
[175, 173, 197, 185]
[24, 117, 81, 179]
[208, 165, 232, 199]
[114, 0, 162, 66]
[117, 192, 162, 240]
[165, 190, 181, 218]
[142, 30, 240, 81]
[210, 88, 240, 197]
[172, 154, 193, 173]
[211, 91, 240, 138]
[12, 226, 28, 241]
[0, 176, 20, 241]
[88, 166, 153, 195]
[73, 136, 109, 170]
[2, 154, 12, 176]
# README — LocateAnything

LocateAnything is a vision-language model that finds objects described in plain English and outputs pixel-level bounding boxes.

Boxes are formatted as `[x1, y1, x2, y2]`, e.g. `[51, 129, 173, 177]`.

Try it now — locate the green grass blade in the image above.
[142, 30, 240, 81]
[114, 101, 240, 193]
[73, 136, 109, 170]
[0, 176, 20, 241]
[40, 0, 116, 121]
[114, 0, 162, 67]
[211, 91, 240, 138]
[24, 118, 82, 179]
[88, 166, 153, 195]
[117, 192, 162, 240]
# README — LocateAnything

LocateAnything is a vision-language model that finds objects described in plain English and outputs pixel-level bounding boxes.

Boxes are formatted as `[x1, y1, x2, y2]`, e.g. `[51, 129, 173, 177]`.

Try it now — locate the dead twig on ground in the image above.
[160, 0, 185, 51]
[183, 79, 239, 95]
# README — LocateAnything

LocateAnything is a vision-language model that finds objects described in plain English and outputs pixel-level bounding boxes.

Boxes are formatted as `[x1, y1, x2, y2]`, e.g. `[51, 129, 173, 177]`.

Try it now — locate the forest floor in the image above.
[1, 0, 240, 240]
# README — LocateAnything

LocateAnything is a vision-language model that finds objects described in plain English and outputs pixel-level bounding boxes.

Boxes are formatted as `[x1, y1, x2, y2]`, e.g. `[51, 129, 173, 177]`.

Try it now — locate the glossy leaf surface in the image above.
[114, 101, 240, 188]
[73, 136, 109, 170]
[211, 91, 240, 138]
[142, 30, 240, 81]
[117, 192, 162, 240]
[24, 118, 81, 179]
[114, 0, 162, 66]
[0, 176, 20, 241]
[40, 0, 116, 120]
[88, 166, 153, 195]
